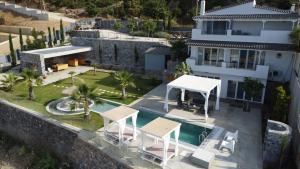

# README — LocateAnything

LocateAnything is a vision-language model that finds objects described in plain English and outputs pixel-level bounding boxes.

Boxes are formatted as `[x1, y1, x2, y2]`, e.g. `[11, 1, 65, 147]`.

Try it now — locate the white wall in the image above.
[264, 51, 294, 82]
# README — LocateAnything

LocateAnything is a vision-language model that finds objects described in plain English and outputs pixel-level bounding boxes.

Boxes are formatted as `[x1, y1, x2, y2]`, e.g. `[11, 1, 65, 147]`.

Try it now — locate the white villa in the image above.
[187, 0, 299, 103]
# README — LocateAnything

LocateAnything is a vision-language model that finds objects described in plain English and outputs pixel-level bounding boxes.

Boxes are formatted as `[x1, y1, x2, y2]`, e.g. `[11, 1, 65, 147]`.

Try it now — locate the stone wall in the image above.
[71, 37, 170, 73]
[0, 100, 132, 169]
[263, 120, 292, 168]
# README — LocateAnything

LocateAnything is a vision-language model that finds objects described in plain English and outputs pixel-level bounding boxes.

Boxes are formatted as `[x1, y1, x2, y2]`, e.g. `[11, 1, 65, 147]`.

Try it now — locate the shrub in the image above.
[0, 15, 5, 25]
[153, 31, 171, 39]
[129, 31, 147, 37]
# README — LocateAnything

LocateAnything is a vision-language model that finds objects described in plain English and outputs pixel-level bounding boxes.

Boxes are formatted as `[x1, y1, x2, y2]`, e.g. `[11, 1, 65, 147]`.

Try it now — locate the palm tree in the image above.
[71, 84, 99, 120]
[90, 63, 97, 76]
[174, 62, 192, 78]
[114, 71, 135, 99]
[22, 68, 42, 100]
[68, 71, 76, 85]
[0, 72, 18, 92]
[242, 77, 264, 112]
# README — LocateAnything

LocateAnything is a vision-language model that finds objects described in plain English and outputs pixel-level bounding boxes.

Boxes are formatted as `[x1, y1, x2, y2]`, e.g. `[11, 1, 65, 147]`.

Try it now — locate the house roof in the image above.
[187, 40, 295, 51]
[140, 117, 181, 138]
[193, 13, 299, 20]
[145, 46, 171, 55]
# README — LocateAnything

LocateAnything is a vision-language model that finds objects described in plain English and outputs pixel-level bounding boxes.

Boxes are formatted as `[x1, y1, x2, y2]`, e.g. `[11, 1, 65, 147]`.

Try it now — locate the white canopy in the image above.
[164, 75, 221, 122]
[140, 117, 181, 167]
[101, 106, 139, 144]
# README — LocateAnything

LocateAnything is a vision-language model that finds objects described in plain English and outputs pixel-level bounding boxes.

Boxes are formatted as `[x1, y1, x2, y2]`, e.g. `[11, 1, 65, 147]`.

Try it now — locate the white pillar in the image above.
[119, 120, 126, 143]
[204, 92, 210, 122]
[164, 86, 172, 112]
[174, 126, 180, 156]
[181, 89, 185, 101]
[141, 132, 145, 151]
[163, 135, 170, 167]
[104, 118, 109, 133]
[132, 113, 138, 140]
[216, 84, 221, 111]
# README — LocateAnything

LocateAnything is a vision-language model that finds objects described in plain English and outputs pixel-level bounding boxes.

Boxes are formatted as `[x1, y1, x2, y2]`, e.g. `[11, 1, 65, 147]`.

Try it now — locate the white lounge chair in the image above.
[47, 67, 53, 74]
[219, 130, 238, 153]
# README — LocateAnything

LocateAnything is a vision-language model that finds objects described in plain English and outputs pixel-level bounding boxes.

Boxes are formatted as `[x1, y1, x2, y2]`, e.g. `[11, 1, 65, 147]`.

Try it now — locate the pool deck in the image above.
[128, 84, 263, 169]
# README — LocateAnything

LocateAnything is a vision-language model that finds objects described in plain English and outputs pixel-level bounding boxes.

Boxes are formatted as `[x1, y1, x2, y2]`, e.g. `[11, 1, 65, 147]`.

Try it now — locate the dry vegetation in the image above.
[0, 10, 70, 32]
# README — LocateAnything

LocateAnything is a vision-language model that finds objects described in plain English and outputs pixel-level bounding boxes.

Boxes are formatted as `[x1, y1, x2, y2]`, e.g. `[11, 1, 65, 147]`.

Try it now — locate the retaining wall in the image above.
[0, 100, 132, 169]
[0, 1, 49, 20]
[0, 25, 33, 35]
[71, 36, 169, 73]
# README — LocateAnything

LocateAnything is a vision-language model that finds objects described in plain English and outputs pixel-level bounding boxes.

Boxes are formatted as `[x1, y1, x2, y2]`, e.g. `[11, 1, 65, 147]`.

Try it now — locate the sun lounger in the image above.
[219, 130, 238, 153]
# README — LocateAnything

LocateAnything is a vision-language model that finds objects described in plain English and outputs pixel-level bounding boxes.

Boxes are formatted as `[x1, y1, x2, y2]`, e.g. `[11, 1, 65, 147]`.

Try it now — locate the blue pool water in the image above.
[92, 102, 211, 146]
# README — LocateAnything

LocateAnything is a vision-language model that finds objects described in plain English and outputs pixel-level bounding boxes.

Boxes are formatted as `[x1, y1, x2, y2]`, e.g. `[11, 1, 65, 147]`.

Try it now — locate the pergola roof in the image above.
[168, 75, 221, 93]
[101, 105, 138, 122]
[140, 117, 181, 138]
[22, 45, 92, 58]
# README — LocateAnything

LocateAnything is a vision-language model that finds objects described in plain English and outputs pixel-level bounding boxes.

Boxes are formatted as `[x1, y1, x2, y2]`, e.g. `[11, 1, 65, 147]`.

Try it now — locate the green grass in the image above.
[0, 71, 161, 131]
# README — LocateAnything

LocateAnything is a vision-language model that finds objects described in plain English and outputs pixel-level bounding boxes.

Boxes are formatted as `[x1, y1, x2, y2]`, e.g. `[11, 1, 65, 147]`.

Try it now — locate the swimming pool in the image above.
[92, 101, 212, 146]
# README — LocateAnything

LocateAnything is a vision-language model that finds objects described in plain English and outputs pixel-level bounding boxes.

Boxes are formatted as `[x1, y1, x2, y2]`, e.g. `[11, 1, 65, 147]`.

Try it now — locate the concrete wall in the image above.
[0, 1, 49, 20]
[289, 55, 300, 169]
[71, 37, 169, 73]
[0, 100, 131, 169]
[0, 25, 33, 35]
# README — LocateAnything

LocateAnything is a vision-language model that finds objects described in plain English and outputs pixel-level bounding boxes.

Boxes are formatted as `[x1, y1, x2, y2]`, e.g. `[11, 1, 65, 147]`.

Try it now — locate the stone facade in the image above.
[0, 100, 131, 169]
[263, 120, 292, 168]
[71, 37, 170, 73]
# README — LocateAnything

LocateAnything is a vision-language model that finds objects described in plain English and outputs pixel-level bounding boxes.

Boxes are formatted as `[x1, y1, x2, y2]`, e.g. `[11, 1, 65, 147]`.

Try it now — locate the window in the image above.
[230, 49, 260, 69]
[203, 48, 224, 66]
[227, 80, 237, 98]
[202, 21, 228, 35]
[197, 48, 204, 65]
[237, 82, 245, 99]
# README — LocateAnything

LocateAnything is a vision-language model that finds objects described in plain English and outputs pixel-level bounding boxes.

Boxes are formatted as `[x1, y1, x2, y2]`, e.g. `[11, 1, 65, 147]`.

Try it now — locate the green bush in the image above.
[129, 31, 148, 37]
[0, 15, 5, 25]
[32, 152, 59, 169]
[153, 31, 171, 39]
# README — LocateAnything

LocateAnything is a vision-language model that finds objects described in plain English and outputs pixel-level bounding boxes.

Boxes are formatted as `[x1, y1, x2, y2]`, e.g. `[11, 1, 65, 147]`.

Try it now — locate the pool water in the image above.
[92, 102, 212, 146]
[127, 110, 211, 146]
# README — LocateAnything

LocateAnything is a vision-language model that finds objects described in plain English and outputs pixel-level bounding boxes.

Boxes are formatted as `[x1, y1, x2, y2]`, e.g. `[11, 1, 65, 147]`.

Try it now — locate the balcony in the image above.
[186, 58, 269, 80]
[191, 29, 291, 44]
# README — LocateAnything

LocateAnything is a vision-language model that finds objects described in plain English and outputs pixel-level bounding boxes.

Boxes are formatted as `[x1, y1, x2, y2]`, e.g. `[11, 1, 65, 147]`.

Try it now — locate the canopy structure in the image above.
[164, 75, 221, 122]
[140, 117, 181, 167]
[101, 106, 139, 145]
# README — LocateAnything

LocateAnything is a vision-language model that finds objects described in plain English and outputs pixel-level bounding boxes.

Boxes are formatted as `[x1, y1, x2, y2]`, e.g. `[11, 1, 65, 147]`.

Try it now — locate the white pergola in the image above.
[101, 106, 139, 144]
[164, 75, 221, 122]
[140, 117, 181, 167]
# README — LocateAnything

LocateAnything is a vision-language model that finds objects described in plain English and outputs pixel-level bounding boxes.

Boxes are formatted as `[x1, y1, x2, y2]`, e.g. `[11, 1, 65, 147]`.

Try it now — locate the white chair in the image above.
[47, 67, 53, 74]
[219, 130, 238, 153]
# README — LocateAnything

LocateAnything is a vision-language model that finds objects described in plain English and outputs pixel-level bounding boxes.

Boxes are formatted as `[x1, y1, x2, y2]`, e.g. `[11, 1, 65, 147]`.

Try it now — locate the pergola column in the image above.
[216, 84, 221, 111]
[174, 126, 180, 156]
[163, 135, 170, 167]
[204, 92, 210, 122]
[118, 120, 126, 143]
[181, 89, 185, 101]
[103, 117, 109, 132]
[132, 113, 138, 140]
[164, 86, 172, 112]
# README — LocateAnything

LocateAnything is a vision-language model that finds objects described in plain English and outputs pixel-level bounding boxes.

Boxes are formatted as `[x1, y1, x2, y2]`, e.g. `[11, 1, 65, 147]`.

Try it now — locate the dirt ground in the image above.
[0, 10, 70, 32]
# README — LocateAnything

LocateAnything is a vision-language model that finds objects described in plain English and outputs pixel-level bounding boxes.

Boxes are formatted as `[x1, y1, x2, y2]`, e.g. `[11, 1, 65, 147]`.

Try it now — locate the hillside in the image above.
[4, 0, 298, 25]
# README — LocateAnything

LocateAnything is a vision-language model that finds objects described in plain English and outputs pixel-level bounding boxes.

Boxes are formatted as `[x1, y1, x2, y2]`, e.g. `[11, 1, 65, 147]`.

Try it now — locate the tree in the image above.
[142, 0, 169, 19]
[124, 0, 141, 16]
[0, 72, 18, 92]
[241, 77, 264, 112]
[60, 19, 65, 44]
[174, 62, 192, 78]
[290, 27, 300, 51]
[26, 29, 46, 50]
[47, 27, 53, 48]
[114, 71, 135, 99]
[114, 44, 118, 64]
[171, 39, 188, 61]
[71, 84, 99, 120]
[273, 86, 291, 122]
[86, 2, 98, 17]
[19, 28, 24, 51]
[134, 46, 139, 64]
[8, 34, 16, 66]
[127, 18, 137, 32]
[90, 63, 97, 76]
[53, 27, 57, 46]
[68, 71, 76, 85]
[142, 20, 157, 37]
[22, 68, 42, 100]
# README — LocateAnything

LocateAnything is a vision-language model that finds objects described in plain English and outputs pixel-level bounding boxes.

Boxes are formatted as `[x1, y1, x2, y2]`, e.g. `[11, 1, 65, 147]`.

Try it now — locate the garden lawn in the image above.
[0, 71, 161, 131]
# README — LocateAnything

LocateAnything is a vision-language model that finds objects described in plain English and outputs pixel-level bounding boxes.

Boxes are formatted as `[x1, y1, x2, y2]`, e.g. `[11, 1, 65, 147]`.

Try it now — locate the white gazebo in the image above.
[140, 117, 181, 167]
[101, 106, 139, 145]
[164, 75, 221, 122]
